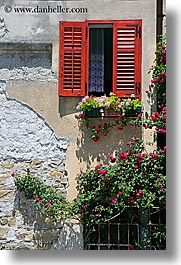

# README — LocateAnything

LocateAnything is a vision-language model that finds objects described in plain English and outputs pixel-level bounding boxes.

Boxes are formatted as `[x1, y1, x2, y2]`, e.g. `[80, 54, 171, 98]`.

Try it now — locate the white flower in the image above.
[82, 96, 89, 102]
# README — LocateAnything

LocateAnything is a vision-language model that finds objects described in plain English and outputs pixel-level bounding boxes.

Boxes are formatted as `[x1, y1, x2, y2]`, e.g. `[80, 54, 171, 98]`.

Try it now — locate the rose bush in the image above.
[72, 135, 166, 240]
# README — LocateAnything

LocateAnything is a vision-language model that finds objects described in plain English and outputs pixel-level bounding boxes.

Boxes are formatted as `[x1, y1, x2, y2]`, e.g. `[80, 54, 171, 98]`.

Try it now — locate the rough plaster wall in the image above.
[0, 80, 67, 162]
[0, 80, 83, 250]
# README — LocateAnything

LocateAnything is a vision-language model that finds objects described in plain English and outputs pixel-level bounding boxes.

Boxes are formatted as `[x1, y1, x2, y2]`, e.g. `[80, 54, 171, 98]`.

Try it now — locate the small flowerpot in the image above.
[125, 107, 142, 117]
[103, 109, 121, 117]
[84, 108, 102, 118]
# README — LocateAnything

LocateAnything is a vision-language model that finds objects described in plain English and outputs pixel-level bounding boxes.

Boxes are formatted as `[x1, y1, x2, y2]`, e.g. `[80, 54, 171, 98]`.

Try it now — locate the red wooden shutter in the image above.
[112, 20, 142, 99]
[59, 22, 86, 96]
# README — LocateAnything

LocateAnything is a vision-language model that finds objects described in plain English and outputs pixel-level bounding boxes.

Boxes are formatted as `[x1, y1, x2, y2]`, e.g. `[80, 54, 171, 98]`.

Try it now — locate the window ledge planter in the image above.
[124, 107, 143, 117]
[83, 108, 102, 118]
[103, 109, 122, 117]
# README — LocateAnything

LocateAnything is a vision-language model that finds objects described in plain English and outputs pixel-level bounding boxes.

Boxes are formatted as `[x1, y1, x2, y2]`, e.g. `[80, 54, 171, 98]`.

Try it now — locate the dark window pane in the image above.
[100, 224, 108, 244]
[119, 224, 128, 244]
[110, 224, 118, 244]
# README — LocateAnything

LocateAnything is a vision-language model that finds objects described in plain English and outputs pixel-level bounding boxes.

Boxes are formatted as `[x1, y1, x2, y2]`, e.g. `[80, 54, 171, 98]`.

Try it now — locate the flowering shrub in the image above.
[72, 135, 166, 241]
[146, 36, 166, 111]
[14, 174, 71, 222]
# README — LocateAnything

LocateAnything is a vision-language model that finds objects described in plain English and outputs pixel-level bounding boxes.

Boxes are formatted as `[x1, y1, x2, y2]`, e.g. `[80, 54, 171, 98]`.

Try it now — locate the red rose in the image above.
[151, 115, 157, 122]
[154, 112, 159, 118]
[92, 136, 99, 142]
[130, 245, 135, 250]
[119, 152, 128, 159]
[118, 125, 123, 130]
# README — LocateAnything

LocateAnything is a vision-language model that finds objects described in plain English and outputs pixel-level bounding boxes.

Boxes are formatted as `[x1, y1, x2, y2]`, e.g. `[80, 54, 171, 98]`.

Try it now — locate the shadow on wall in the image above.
[76, 119, 142, 168]
[59, 96, 82, 117]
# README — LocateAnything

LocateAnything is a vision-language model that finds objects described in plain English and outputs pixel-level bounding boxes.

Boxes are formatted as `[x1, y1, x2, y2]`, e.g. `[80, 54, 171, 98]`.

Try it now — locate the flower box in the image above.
[124, 107, 142, 117]
[103, 109, 121, 117]
[83, 108, 102, 118]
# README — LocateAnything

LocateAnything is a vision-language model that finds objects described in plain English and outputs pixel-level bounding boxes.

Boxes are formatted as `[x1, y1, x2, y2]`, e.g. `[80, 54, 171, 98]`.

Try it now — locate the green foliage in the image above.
[72, 135, 166, 238]
[147, 35, 166, 110]
[14, 174, 71, 222]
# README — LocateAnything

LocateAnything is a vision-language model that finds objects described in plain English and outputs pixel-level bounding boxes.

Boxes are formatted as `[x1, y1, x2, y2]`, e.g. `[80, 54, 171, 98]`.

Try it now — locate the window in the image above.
[58, 20, 142, 99]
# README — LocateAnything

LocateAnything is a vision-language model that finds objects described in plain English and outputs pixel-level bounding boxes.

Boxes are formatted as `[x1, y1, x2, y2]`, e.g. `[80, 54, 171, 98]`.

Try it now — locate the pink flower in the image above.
[109, 154, 116, 163]
[157, 128, 166, 134]
[93, 214, 99, 219]
[34, 197, 40, 202]
[137, 113, 142, 118]
[118, 125, 123, 130]
[137, 153, 143, 160]
[130, 93, 135, 98]
[164, 146, 166, 152]
[129, 197, 135, 203]
[105, 178, 110, 183]
[83, 205, 88, 209]
[134, 164, 139, 169]
[162, 107, 167, 114]
[98, 169, 108, 175]
[130, 244, 135, 250]
[118, 191, 123, 196]
[138, 189, 143, 195]
[92, 136, 99, 142]
[119, 114, 125, 120]
[126, 141, 134, 145]
[136, 192, 142, 198]
[95, 164, 102, 170]
[160, 72, 166, 79]
[111, 198, 118, 204]
[151, 115, 157, 122]
[153, 153, 159, 160]
[119, 152, 128, 160]
[96, 127, 100, 132]
[154, 112, 159, 118]
[114, 117, 119, 123]
[128, 150, 134, 156]
[46, 202, 51, 206]
[133, 134, 138, 139]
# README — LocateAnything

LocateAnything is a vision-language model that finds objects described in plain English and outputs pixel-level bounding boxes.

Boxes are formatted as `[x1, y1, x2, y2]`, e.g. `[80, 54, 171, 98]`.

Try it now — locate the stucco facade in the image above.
[0, 0, 161, 250]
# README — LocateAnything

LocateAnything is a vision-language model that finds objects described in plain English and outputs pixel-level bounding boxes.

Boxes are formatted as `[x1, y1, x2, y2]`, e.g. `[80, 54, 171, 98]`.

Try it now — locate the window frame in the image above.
[58, 19, 142, 100]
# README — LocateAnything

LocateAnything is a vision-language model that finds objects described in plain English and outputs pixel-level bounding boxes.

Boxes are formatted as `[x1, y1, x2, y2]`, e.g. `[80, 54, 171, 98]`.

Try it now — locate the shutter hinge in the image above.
[136, 82, 141, 94]
[127, 23, 141, 37]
